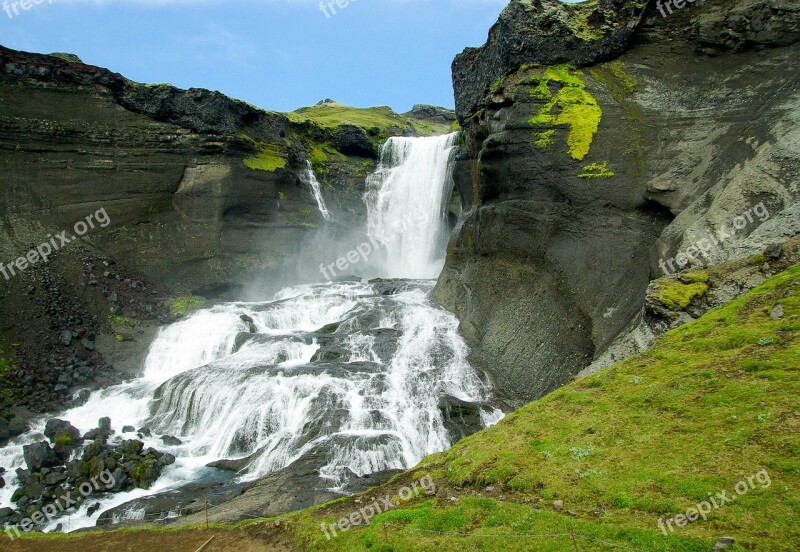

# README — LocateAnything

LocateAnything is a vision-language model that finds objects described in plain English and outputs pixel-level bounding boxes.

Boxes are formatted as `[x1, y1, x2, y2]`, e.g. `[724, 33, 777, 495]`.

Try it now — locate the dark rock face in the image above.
[440, 0, 800, 405]
[0, 46, 372, 299]
[452, 0, 649, 120]
[403, 105, 457, 126]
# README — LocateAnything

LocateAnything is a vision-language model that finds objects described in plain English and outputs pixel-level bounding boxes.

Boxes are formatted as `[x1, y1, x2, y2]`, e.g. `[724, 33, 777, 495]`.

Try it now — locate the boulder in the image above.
[161, 435, 183, 446]
[44, 419, 82, 444]
[22, 441, 61, 471]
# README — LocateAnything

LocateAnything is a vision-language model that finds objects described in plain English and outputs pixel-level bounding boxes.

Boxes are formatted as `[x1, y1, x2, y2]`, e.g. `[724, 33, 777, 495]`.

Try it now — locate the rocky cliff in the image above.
[438, 0, 800, 404]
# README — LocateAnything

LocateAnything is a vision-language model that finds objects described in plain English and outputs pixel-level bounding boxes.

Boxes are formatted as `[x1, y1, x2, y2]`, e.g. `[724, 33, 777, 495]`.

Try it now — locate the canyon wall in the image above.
[438, 0, 800, 404]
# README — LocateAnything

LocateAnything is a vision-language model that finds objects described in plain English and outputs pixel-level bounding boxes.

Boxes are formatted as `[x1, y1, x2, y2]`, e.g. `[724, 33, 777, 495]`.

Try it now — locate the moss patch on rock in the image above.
[656, 272, 710, 311]
[528, 65, 602, 161]
[578, 161, 614, 179]
[167, 296, 207, 318]
[243, 141, 288, 173]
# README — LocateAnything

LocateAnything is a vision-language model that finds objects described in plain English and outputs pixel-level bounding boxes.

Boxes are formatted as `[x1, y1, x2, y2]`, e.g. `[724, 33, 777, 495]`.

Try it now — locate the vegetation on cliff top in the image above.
[287, 101, 452, 137]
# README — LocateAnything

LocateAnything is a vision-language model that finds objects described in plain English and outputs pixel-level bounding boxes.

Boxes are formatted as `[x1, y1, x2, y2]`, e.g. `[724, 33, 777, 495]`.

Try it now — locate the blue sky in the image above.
[0, 0, 510, 113]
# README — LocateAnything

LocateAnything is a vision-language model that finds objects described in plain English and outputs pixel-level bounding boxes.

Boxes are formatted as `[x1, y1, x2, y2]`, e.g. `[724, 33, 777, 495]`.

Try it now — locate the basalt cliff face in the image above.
[438, 0, 800, 405]
[0, 47, 436, 297]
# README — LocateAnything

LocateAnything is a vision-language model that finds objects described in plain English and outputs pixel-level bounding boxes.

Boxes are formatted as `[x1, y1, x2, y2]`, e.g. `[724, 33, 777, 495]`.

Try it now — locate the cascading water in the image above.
[302, 161, 333, 221]
[0, 132, 502, 534]
[365, 132, 459, 279]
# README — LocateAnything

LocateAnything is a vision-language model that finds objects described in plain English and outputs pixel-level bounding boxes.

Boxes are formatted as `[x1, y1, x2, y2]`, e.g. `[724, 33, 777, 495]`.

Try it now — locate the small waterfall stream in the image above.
[0, 132, 501, 533]
[302, 161, 333, 221]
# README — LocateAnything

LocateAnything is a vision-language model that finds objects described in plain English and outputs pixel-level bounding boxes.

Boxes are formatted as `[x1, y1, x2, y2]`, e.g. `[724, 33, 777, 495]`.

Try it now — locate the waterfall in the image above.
[0, 132, 502, 534]
[302, 161, 333, 221]
[365, 132, 459, 279]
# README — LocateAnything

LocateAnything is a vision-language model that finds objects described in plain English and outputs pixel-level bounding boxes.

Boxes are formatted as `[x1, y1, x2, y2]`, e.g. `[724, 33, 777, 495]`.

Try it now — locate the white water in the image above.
[302, 161, 333, 221]
[365, 132, 459, 279]
[0, 133, 502, 534]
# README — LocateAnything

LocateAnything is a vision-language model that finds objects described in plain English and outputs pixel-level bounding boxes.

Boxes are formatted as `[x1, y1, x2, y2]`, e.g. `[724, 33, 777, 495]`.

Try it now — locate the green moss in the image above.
[578, 161, 614, 178]
[54, 432, 74, 448]
[109, 315, 136, 332]
[528, 65, 602, 161]
[490, 76, 507, 92]
[167, 296, 207, 318]
[606, 60, 637, 95]
[656, 277, 710, 311]
[533, 129, 555, 149]
[243, 141, 287, 173]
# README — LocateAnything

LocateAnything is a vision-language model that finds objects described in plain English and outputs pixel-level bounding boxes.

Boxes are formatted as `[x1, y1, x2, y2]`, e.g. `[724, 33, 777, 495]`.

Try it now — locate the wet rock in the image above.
[158, 453, 176, 467]
[122, 425, 135, 433]
[438, 396, 485, 442]
[98, 417, 112, 432]
[240, 314, 257, 333]
[44, 419, 83, 444]
[44, 470, 67, 486]
[161, 435, 183, 446]
[207, 454, 256, 473]
[0, 507, 17, 524]
[23, 441, 61, 471]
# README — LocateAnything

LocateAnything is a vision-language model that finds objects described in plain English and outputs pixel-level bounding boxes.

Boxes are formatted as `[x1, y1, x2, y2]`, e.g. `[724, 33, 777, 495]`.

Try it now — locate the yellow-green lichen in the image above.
[528, 65, 602, 161]
[578, 161, 614, 179]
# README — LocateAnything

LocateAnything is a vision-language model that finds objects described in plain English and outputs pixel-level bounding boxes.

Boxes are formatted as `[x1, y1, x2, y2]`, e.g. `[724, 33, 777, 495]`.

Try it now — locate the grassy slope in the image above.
[287, 103, 453, 137]
[286, 263, 800, 551]
[11, 265, 799, 551]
